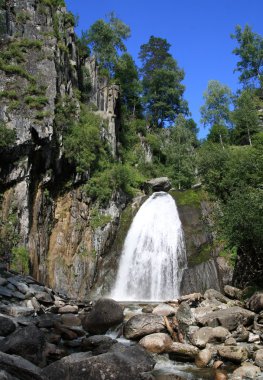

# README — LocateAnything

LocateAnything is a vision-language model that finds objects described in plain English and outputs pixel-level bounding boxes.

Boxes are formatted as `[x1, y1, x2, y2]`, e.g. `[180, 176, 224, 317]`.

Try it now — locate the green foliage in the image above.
[232, 25, 263, 88]
[87, 12, 130, 75]
[84, 163, 145, 205]
[25, 95, 49, 109]
[163, 115, 197, 189]
[170, 188, 205, 207]
[90, 207, 112, 230]
[231, 88, 260, 145]
[40, 0, 65, 7]
[63, 106, 108, 174]
[114, 53, 142, 117]
[0, 121, 16, 148]
[219, 244, 237, 267]
[0, 90, 18, 100]
[200, 80, 233, 128]
[0, 207, 19, 265]
[139, 36, 187, 127]
[16, 11, 31, 24]
[11, 246, 29, 275]
[55, 95, 78, 131]
[207, 124, 230, 146]
[0, 59, 35, 82]
[188, 243, 212, 266]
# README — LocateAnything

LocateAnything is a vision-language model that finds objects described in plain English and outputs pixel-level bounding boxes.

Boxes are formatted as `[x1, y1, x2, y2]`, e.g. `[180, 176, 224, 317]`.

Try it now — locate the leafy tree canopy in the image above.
[232, 25, 263, 89]
[87, 13, 130, 76]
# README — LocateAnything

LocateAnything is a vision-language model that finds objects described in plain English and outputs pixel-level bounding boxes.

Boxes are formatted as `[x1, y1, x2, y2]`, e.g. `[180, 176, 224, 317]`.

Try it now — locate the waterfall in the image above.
[111, 192, 187, 301]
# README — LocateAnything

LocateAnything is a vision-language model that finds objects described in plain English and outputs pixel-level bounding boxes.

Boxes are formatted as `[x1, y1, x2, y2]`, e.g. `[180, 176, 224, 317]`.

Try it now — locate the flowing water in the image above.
[111, 192, 187, 301]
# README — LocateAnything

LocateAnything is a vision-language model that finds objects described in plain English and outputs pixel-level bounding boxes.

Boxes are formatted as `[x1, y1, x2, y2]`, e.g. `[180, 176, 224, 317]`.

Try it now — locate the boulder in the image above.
[224, 337, 237, 346]
[0, 370, 19, 379]
[58, 305, 78, 314]
[139, 333, 173, 353]
[204, 289, 230, 304]
[176, 302, 195, 337]
[218, 346, 248, 363]
[0, 352, 43, 380]
[224, 285, 243, 300]
[81, 335, 117, 355]
[82, 298, 124, 334]
[247, 292, 263, 313]
[42, 343, 155, 380]
[144, 177, 171, 193]
[168, 342, 199, 361]
[190, 326, 230, 348]
[0, 324, 47, 366]
[195, 348, 212, 368]
[0, 316, 16, 337]
[232, 362, 261, 379]
[197, 307, 255, 331]
[152, 304, 176, 317]
[254, 348, 263, 369]
[124, 314, 165, 340]
[232, 325, 249, 342]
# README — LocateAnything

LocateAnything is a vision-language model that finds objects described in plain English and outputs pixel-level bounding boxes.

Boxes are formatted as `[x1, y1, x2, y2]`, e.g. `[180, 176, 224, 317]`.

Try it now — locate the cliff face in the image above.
[0, 0, 122, 298]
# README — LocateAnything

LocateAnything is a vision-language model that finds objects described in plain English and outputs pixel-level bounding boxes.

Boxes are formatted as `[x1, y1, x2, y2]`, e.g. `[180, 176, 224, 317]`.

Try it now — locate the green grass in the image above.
[0, 90, 18, 100]
[0, 59, 35, 82]
[25, 95, 49, 109]
[170, 188, 206, 207]
[90, 208, 112, 230]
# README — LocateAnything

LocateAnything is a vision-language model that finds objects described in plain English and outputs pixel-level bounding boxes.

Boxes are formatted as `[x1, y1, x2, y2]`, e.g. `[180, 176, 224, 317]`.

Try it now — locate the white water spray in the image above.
[111, 192, 187, 301]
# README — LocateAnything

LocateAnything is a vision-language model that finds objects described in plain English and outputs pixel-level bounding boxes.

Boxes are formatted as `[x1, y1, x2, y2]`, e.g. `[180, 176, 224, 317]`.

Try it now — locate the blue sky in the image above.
[65, 0, 263, 138]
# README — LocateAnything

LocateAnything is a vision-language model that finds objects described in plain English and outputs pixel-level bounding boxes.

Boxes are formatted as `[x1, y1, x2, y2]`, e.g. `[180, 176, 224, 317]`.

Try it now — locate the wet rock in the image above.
[254, 348, 263, 369]
[0, 278, 8, 287]
[152, 304, 176, 317]
[195, 348, 212, 368]
[124, 314, 165, 340]
[232, 325, 249, 342]
[190, 326, 230, 348]
[224, 285, 243, 300]
[0, 351, 43, 380]
[0, 316, 16, 337]
[214, 369, 228, 380]
[197, 307, 255, 331]
[61, 314, 81, 327]
[0, 324, 47, 366]
[232, 362, 261, 379]
[218, 345, 248, 363]
[58, 305, 78, 314]
[247, 292, 263, 313]
[144, 177, 171, 193]
[82, 298, 124, 334]
[81, 335, 117, 355]
[179, 293, 204, 306]
[204, 289, 230, 304]
[0, 370, 19, 379]
[224, 337, 237, 346]
[248, 332, 260, 343]
[142, 305, 154, 313]
[0, 288, 12, 298]
[168, 342, 199, 361]
[139, 333, 173, 353]
[35, 292, 53, 305]
[0, 304, 34, 318]
[42, 343, 155, 380]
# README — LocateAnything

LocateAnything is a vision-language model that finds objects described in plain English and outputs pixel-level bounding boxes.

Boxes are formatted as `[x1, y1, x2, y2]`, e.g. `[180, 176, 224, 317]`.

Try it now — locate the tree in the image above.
[164, 114, 196, 189]
[87, 13, 130, 76]
[231, 88, 260, 145]
[114, 53, 142, 117]
[200, 80, 233, 148]
[231, 25, 263, 89]
[207, 124, 230, 145]
[0, 121, 16, 148]
[139, 36, 188, 127]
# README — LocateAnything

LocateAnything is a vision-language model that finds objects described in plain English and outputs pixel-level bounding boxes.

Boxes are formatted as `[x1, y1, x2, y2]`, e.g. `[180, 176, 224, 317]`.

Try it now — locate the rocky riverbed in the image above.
[0, 269, 263, 379]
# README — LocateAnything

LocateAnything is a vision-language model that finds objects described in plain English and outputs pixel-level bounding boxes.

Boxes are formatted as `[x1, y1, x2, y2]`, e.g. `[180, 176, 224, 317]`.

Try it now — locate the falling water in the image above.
[111, 192, 187, 301]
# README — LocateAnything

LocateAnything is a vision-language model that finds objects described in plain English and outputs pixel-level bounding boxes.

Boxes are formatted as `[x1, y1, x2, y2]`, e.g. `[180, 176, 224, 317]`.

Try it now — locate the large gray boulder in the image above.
[144, 177, 171, 193]
[197, 306, 255, 331]
[82, 298, 124, 334]
[0, 316, 16, 337]
[168, 342, 199, 361]
[0, 324, 47, 366]
[218, 346, 248, 363]
[0, 352, 43, 380]
[139, 333, 173, 353]
[123, 314, 166, 340]
[190, 326, 230, 348]
[42, 343, 155, 380]
[247, 292, 263, 312]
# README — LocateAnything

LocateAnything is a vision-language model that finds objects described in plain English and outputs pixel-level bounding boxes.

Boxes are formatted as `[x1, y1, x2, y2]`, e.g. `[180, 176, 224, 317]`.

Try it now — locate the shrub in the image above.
[0, 122, 16, 148]
[11, 246, 29, 275]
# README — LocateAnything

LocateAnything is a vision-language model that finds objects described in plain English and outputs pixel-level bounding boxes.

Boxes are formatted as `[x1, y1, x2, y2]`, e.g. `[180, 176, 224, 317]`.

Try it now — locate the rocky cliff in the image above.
[0, 0, 123, 299]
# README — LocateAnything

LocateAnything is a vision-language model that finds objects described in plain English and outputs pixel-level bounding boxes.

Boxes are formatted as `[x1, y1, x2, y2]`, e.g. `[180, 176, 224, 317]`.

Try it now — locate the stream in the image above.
[106, 302, 237, 380]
